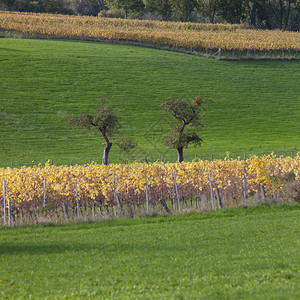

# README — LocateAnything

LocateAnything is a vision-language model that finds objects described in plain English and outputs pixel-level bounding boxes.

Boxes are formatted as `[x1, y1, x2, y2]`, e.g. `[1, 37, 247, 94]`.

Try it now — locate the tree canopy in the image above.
[161, 96, 213, 163]
[106, 0, 145, 18]
[68, 98, 136, 165]
[1, 0, 299, 30]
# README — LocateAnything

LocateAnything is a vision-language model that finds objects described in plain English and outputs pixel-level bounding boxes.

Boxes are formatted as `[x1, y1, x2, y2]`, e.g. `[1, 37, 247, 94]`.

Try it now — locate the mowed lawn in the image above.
[0, 205, 299, 299]
[0, 38, 299, 167]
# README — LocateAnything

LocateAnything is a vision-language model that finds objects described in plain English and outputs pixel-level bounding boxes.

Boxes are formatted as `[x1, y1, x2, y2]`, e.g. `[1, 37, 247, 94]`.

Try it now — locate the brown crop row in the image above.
[1, 12, 300, 52]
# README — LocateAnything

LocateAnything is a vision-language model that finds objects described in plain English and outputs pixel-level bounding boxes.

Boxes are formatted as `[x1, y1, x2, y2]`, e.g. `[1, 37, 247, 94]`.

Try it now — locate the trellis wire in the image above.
[5, 150, 299, 169]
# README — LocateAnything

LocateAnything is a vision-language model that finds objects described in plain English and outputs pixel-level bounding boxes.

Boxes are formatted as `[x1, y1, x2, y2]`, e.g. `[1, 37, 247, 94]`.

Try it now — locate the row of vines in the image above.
[1, 154, 299, 224]
[1, 12, 300, 54]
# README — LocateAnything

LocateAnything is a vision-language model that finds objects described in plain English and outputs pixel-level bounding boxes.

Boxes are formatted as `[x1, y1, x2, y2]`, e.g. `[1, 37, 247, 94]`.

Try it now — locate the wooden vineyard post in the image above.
[117, 195, 123, 211]
[145, 174, 149, 213]
[159, 167, 169, 213]
[159, 198, 170, 213]
[8, 200, 12, 227]
[173, 172, 181, 212]
[75, 180, 80, 217]
[261, 185, 267, 202]
[243, 167, 247, 203]
[172, 184, 176, 211]
[43, 178, 47, 208]
[92, 202, 95, 217]
[160, 168, 163, 201]
[208, 170, 215, 210]
[216, 187, 223, 209]
[113, 175, 117, 217]
[3, 179, 6, 225]
[63, 201, 69, 220]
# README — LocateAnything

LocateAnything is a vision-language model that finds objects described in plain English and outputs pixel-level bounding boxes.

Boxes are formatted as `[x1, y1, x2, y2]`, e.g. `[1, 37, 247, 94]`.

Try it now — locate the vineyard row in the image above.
[1, 154, 299, 225]
[1, 12, 300, 54]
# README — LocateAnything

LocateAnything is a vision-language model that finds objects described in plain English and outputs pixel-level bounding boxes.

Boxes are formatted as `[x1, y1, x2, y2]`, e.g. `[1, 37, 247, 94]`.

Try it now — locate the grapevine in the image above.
[0, 12, 299, 54]
[0, 154, 299, 219]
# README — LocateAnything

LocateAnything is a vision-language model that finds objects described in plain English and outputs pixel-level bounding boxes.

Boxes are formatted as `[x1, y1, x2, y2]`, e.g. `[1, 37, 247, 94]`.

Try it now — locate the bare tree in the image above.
[68, 98, 136, 165]
[161, 96, 212, 163]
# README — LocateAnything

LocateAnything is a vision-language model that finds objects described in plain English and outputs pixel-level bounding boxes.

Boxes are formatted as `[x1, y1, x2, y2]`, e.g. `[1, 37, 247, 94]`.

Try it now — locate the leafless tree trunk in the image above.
[102, 141, 112, 165]
[177, 147, 184, 163]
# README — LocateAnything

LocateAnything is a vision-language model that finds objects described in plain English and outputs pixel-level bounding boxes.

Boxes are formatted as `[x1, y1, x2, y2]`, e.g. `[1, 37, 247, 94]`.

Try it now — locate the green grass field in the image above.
[0, 205, 299, 299]
[0, 38, 299, 167]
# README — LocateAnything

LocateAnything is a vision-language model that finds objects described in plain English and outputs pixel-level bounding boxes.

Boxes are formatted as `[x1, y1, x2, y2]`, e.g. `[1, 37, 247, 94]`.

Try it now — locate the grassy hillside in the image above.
[0, 38, 299, 167]
[1, 205, 300, 299]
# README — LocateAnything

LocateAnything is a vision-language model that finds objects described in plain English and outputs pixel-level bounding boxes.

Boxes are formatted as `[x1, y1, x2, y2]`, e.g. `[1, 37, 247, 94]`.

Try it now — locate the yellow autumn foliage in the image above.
[0, 12, 299, 52]
[0, 154, 299, 211]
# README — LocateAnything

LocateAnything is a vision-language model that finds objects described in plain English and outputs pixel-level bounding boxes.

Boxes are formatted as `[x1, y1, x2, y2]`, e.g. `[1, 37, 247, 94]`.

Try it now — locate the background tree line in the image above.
[0, 0, 299, 30]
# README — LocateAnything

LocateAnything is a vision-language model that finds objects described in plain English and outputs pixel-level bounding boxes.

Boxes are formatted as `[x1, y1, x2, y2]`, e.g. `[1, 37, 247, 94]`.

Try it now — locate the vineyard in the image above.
[1, 11, 300, 58]
[1, 154, 299, 225]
